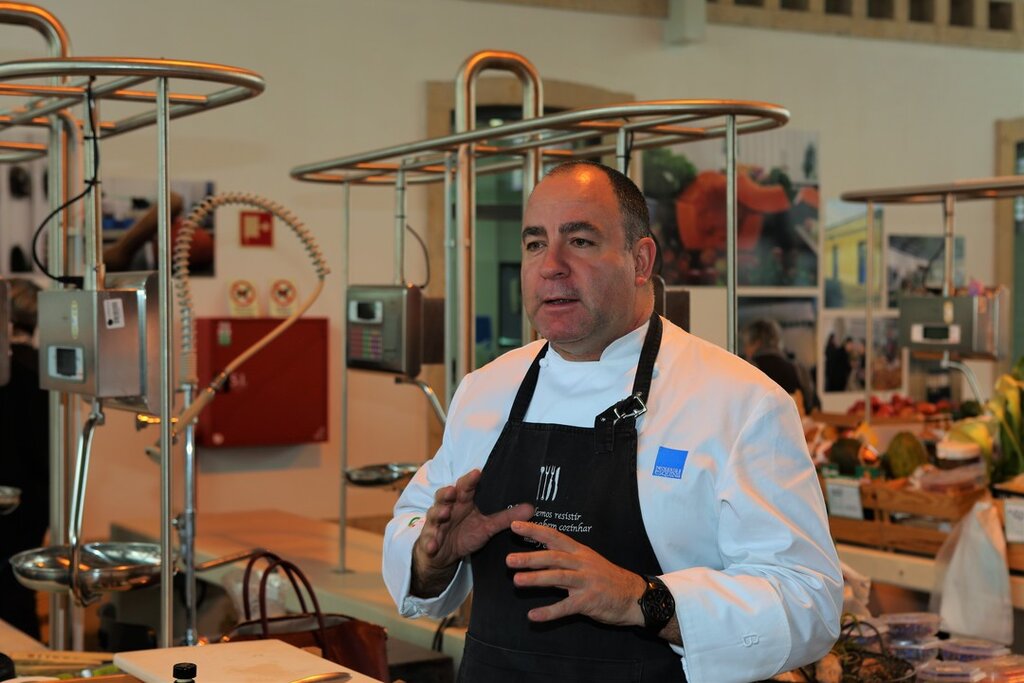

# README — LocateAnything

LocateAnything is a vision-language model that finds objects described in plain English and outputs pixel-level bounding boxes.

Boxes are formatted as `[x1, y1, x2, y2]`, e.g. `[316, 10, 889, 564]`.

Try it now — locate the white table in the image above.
[111, 510, 467, 670]
[0, 617, 47, 653]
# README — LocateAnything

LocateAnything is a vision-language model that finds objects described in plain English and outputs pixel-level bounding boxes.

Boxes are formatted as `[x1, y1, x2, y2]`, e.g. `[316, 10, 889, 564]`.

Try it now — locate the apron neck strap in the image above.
[630, 311, 662, 404]
[509, 343, 548, 421]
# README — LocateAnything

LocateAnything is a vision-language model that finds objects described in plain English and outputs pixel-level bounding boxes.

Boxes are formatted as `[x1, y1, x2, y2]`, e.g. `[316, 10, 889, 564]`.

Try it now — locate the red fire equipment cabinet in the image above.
[195, 317, 329, 448]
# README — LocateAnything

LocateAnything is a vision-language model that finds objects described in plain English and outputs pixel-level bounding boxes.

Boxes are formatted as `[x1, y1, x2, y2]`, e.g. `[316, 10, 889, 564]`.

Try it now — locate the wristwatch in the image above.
[637, 574, 675, 633]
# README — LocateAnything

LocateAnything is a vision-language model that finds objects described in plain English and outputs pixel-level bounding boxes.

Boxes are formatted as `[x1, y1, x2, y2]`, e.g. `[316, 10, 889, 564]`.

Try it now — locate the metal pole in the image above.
[443, 153, 457, 403]
[453, 142, 473, 391]
[941, 192, 955, 395]
[942, 193, 955, 297]
[337, 183, 350, 572]
[865, 201, 875, 424]
[156, 75, 174, 647]
[725, 115, 737, 354]
[615, 128, 629, 174]
[452, 51, 542, 399]
[45, 111, 69, 651]
[82, 84, 101, 292]
[182, 384, 197, 646]
[395, 166, 406, 285]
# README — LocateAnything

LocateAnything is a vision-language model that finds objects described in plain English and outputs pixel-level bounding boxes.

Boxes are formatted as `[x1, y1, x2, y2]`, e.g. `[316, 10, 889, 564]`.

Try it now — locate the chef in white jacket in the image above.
[383, 160, 842, 683]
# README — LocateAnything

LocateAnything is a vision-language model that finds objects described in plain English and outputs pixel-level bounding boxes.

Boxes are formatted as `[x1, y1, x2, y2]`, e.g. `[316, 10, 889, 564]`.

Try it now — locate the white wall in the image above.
[2, 0, 1021, 538]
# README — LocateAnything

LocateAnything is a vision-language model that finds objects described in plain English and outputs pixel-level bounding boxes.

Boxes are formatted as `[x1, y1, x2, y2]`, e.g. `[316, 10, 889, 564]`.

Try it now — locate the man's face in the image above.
[521, 167, 653, 361]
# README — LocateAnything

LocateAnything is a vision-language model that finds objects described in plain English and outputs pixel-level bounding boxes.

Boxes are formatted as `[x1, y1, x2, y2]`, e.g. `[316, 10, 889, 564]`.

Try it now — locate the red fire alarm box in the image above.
[195, 317, 329, 448]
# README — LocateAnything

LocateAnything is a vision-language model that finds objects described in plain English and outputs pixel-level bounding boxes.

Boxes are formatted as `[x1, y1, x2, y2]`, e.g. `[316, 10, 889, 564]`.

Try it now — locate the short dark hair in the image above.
[546, 160, 651, 248]
[747, 319, 783, 350]
[8, 277, 40, 335]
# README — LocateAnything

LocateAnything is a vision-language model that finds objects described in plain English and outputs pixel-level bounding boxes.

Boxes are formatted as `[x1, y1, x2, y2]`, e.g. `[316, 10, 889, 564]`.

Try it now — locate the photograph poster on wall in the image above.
[642, 129, 819, 288]
[823, 200, 884, 310]
[738, 295, 819, 412]
[821, 313, 904, 395]
[101, 177, 217, 277]
[0, 132, 48, 275]
[887, 234, 965, 310]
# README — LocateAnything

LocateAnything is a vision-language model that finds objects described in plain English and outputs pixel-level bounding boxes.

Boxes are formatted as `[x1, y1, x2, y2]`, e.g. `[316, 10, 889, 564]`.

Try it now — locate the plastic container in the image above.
[847, 617, 888, 651]
[887, 639, 939, 668]
[879, 611, 941, 642]
[940, 638, 1010, 662]
[936, 439, 982, 469]
[914, 463, 987, 493]
[916, 660, 986, 682]
[977, 654, 1024, 682]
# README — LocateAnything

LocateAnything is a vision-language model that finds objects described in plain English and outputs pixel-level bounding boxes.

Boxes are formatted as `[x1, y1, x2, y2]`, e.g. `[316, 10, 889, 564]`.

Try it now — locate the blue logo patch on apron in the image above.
[652, 446, 688, 479]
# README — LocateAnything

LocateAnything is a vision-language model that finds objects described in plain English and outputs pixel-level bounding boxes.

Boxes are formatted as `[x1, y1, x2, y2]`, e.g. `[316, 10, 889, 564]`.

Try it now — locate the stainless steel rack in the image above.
[840, 175, 1024, 416]
[291, 49, 791, 571]
[0, 54, 264, 649]
[0, 1, 74, 649]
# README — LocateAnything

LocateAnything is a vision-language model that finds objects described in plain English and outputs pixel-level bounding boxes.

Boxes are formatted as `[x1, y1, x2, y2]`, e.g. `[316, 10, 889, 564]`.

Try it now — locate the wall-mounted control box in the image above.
[898, 287, 1009, 360]
[347, 284, 422, 377]
[37, 271, 163, 412]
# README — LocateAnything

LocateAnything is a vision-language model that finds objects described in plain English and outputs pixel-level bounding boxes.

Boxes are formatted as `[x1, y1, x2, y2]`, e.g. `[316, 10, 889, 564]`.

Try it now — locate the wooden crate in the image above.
[994, 498, 1024, 573]
[821, 476, 987, 556]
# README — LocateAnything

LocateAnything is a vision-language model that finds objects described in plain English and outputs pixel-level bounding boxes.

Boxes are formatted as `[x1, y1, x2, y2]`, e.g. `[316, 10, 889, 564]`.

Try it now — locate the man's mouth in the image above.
[543, 297, 578, 305]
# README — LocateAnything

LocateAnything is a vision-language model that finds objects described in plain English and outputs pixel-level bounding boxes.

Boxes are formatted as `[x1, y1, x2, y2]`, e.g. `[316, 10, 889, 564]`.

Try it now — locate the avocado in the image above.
[885, 431, 929, 479]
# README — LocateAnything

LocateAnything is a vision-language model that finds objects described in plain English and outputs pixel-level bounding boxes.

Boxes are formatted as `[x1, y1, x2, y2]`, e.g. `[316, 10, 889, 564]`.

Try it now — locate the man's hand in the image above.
[411, 469, 534, 598]
[506, 520, 647, 627]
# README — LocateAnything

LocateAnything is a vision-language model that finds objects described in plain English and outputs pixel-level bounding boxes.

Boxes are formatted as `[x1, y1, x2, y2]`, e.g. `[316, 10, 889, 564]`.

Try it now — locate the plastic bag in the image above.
[221, 566, 289, 620]
[929, 499, 1013, 644]
[841, 561, 872, 619]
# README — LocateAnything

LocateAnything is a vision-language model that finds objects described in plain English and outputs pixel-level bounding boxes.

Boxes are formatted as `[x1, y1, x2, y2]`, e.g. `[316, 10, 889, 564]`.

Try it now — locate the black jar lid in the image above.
[173, 661, 197, 678]
[0, 652, 15, 681]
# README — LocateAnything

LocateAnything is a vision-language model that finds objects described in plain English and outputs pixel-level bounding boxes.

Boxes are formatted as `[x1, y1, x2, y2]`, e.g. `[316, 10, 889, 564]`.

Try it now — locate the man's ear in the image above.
[633, 236, 657, 287]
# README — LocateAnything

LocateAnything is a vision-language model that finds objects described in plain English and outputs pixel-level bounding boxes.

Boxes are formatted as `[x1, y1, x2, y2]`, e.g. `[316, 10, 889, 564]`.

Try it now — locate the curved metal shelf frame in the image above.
[292, 99, 789, 186]
[841, 175, 1024, 204]
[0, 138, 45, 162]
[839, 175, 1024, 420]
[0, 57, 265, 140]
[0, 56, 265, 650]
[0, 3, 69, 58]
[0, 3, 71, 651]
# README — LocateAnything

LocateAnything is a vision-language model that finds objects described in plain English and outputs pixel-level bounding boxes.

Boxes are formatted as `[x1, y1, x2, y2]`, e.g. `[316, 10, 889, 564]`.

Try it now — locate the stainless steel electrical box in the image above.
[898, 287, 1009, 360]
[0, 279, 9, 387]
[347, 284, 422, 376]
[37, 271, 162, 412]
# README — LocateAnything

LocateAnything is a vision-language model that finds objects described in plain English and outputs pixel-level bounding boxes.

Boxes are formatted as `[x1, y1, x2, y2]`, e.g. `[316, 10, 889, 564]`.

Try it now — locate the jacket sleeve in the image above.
[382, 375, 476, 619]
[666, 388, 843, 683]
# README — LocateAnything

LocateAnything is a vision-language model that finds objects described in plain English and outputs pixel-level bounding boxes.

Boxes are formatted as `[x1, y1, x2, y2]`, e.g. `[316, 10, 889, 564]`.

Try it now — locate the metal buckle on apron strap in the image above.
[595, 394, 647, 453]
[612, 394, 647, 423]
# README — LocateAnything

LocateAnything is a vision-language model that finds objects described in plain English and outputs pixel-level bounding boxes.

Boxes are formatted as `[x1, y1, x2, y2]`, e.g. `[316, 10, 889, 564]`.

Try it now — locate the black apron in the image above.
[459, 314, 685, 683]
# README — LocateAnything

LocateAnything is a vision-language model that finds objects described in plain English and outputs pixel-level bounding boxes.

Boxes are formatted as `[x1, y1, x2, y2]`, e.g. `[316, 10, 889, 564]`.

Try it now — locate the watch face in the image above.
[642, 579, 675, 628]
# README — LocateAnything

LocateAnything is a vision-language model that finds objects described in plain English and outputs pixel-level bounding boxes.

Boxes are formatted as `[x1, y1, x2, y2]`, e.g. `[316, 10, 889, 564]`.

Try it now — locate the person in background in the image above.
[824, 330, 851, 393]
[744, 318, 819, 415]
[383, 160, 841, 682]
[0, 278, 49, 638]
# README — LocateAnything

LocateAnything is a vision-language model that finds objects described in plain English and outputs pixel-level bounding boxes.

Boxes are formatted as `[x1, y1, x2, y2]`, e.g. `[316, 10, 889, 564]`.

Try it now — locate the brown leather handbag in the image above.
[223, 551, 390, 682]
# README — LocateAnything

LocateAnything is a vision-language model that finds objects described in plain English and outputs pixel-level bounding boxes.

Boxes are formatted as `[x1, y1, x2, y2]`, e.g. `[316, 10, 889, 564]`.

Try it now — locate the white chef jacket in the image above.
[383, 317, 842, 683]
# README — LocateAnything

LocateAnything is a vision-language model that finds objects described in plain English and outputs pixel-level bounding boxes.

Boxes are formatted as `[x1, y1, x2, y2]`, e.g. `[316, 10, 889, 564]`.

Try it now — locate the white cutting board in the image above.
[114, 639, 380, 683]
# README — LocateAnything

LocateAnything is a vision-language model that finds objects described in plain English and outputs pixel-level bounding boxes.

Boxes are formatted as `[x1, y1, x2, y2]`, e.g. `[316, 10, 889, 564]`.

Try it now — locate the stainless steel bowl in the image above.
[0, 486, 20, 514]
[345, 462, 419, 488]
[10, 542, 165, 594]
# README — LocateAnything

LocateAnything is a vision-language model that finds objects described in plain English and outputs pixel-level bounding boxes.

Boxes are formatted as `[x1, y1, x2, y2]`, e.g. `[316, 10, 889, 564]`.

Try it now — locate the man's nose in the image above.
[539, 245, 568, 279]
